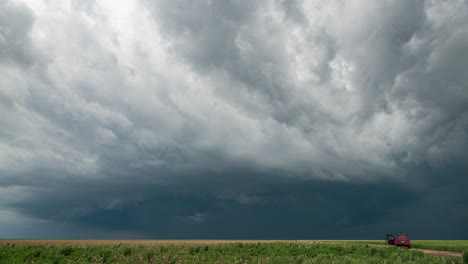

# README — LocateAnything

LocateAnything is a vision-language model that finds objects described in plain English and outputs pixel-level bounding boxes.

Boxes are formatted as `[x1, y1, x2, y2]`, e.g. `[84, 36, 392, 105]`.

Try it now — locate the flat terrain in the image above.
[371, 244, 463, 258]
[411, 241, 468, 253]
[0, 239, 290, 246]
[1, 240, 466, 264]
[364, 240, 468, 253]
[420, 249, 463, 258]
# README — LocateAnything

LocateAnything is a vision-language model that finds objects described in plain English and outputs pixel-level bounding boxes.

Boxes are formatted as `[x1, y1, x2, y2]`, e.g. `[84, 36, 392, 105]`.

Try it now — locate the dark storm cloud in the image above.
[10, 170, 420, 239]
[9, 167, 467, 239]
[0, 0, 467, 238]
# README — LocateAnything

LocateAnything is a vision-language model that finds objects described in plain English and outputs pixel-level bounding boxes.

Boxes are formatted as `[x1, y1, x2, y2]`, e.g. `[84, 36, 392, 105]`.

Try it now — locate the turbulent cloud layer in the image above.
[1, 0, 467, 238]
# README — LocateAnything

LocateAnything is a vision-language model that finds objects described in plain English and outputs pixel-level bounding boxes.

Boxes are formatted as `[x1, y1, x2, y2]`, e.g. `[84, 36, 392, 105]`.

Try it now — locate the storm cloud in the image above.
[0, 0, 467, 239]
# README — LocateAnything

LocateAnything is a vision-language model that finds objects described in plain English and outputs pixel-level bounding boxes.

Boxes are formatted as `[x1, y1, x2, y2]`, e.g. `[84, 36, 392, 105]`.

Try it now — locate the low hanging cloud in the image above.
[1, 0, 467, 238]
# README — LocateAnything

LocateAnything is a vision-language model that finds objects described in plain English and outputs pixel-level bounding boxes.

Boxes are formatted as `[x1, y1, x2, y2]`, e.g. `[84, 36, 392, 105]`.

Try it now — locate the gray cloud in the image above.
[0, 0, 467, 238]
[0, 0, 34, 65]
[141, 0, 468, 174]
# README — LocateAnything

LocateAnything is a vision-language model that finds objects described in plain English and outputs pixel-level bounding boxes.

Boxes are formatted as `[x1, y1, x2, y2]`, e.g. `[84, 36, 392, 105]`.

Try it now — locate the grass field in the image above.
[0, 240, 465, 264]
[410, 241, 468, 253]
[362, 240, 468, 253]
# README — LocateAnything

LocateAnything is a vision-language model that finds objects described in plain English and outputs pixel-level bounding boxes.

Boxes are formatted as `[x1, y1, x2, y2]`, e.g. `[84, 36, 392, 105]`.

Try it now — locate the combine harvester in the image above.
[386, 233, 411, 248]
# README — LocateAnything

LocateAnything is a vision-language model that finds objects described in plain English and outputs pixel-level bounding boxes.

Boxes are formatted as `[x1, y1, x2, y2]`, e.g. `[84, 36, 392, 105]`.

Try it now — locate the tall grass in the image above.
[0, 242, 462, 264]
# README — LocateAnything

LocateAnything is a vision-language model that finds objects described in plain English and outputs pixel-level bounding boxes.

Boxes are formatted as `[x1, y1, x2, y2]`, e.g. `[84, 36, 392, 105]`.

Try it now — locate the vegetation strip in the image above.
[0, 240, 465, 264]
[369, 244, 463, 258]
[361, 240, 468, 253]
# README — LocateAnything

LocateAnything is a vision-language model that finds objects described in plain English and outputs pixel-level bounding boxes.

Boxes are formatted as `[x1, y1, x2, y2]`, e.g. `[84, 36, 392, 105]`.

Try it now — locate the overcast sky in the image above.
[1, 0, 467, 239]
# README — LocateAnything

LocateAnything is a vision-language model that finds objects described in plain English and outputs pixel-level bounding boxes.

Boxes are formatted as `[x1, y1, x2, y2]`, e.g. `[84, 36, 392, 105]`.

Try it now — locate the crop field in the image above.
[0, 240, 466, 264]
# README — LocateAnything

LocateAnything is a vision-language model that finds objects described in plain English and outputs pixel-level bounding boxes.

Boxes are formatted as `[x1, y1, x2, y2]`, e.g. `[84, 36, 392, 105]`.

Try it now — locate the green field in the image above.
[362, 240, 468, 253]
[411, 241, 468, 253]
[0, 241, 465, 264]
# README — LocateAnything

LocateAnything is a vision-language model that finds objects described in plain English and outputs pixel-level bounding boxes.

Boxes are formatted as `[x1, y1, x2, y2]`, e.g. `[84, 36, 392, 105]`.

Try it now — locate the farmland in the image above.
[0, 240, 466, 264]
